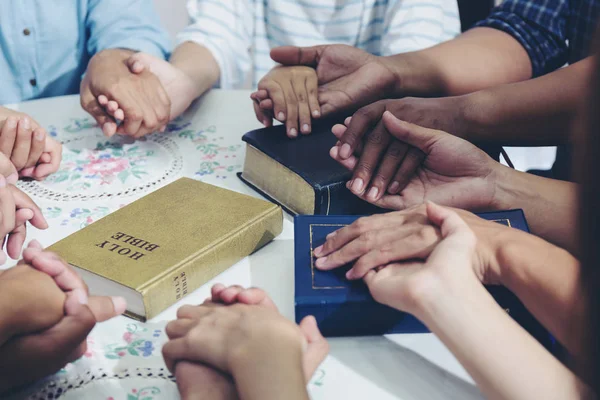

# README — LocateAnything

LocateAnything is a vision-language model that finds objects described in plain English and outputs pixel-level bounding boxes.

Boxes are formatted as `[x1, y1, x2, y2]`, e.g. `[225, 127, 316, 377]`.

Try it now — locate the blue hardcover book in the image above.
[295, 210, 552, 348]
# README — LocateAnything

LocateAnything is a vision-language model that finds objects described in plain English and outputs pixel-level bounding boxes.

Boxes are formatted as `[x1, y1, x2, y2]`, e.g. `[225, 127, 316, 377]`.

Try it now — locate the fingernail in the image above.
[313, 245, 323, 257]
[326, 231, 337, 240]
[346, 180, 352, 189]
[389, 181, 400, 194]
[346, 270, 354, 280]
[313, 110, 320, 117]
[0, 175, 6, 188]
[6, 173, 17, 185]
[340, 143, 352, 159]
[35, 129, 45, 141]
[302, 124, 310, 133]
[289, 128, 298, 137]
[277, 112, 285, 121]
[315, 257, 327, 268]
[367, 187, 379, 201]
[330, 146, 339, 158]
[29, 239, 42, 248]
[22, 118, 30, 129]
[111, 296, 127, 314]
[263, 119, 270, 127]
[351, 178, 364, 193]
[134, 61, 143, 71]
[22, 209, 34, 220]
[6, 117, 17, 128]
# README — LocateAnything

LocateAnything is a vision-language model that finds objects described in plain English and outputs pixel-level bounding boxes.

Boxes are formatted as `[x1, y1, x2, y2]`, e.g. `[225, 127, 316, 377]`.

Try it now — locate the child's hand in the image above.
[209, 284, 329, 380]
[97, 52, 199, 137]
[252, 66, 321, 138]
[20, 137, 63, 180]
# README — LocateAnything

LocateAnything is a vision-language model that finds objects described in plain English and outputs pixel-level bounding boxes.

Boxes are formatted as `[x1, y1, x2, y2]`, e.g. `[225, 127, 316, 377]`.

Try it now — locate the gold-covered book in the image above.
[49, 178, 283, 321]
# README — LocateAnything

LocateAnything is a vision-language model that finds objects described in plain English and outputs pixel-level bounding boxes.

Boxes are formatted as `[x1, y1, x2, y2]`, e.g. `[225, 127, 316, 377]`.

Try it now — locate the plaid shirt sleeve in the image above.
[474, 0, 570, 77]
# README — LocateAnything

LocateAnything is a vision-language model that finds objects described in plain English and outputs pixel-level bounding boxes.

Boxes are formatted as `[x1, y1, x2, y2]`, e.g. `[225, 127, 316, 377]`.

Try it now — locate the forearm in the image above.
[416, 278, 592, 400]
[233, 345, 308, 400]
[386, 28, 532, 97]
[170, 41, 220, 99]
[462, 58, 594, 145]
[492, 164, 578, 252]
[494, 231, 584, 359]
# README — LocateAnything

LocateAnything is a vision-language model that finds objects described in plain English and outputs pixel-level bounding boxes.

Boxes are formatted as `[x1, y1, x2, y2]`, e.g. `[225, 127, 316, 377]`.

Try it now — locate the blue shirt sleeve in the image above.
[85, 0, 172, 59]
[474, 0, 570, 77]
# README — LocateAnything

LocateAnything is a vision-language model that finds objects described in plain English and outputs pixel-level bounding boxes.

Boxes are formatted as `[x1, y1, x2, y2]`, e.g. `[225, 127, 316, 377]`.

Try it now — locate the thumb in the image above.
[382, 111, 438, 153]
[426, 202, 472, 240]
[270, 45, 324, 66]
[127, 53, 146, 74]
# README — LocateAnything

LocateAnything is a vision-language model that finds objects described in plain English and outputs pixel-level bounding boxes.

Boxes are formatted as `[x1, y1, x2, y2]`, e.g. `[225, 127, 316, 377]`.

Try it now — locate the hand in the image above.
[103, 52, 199, 124]
[330, 97, 469, 200]
[362, 202, 480, 316]
[314, 203, 516, 286]
[0, 179, 48, 261]
[0, 243, 126, 392]
[81, 49, 171, 138]
[209, 284, 329, 380]
[250, 66, 321, 137]
[0, 107, 60, 179]
[176, 362, 238, 400]
[333, 111, 499, 211]
[163, 302, 305, 376]
[270, 45, 397, 116]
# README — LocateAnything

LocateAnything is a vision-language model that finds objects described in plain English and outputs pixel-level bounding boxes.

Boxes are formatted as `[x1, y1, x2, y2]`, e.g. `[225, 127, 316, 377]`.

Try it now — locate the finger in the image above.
[25, 127, 46, 168]
[27, 238, 44, 250]
[120, 97, 145, 136]
[345, 117, 352, 126]
[176, 304, 216, 320]
[426, 202, 471, 239]
[127, 55, 147, 74]
[237, 287, 278, 310]
[146, 77, 170, 135]
[80, 87, 113, 128]
[388, 148, 425, 195]
[366, 140, 409, 202]
[270, 45, 325, 67]
[294, 77, 312, 135]
[340, 105, 383, 160]
[329, 145, 358, 171]
[349, 120, 391, 197]
[10, 186, 47, 228]
[165, 318, 195, 340]
[114, 109, 125, 121]
[382, 111, 441, 153]
[6, 221, 27, 260]
[11, 117, 33, 170]
[218, 285, 245, 304]
[251, 89, 269, 102]
[98, 95, 109, 106]
[162, 338, 190, 373]
[102, 122, 117, 137]
[0, 175, 15, 238]
[279, 81, 298, 138]
[253, 100, 272, 128]
[0, 117, 18, 159]
[87, 296, 126, 322]
[259, 81, 287, 125]
[299, 316, 329, 381]
[211, 283, 227, 302]
[107, 100, 119, 114]
[26, 251, 84, 291]
[40, 152, 52, 163]
[314, 233, 381, 271]
[331, 124, 364, 154]
[306, 73, 321, 119]
[259, 99, 274, 110]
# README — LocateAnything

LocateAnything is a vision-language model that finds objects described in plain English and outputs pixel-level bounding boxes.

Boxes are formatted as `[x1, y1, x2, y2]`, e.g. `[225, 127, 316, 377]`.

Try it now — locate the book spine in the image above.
[140, 207, 283, 319]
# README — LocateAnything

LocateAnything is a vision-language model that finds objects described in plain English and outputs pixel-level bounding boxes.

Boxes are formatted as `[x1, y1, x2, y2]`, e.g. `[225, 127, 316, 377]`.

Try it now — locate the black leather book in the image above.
[239, 120, 380, 215]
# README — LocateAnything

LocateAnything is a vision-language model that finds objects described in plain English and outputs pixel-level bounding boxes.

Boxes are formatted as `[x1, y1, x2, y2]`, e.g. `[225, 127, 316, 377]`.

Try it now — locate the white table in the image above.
[4, 91, 483, 400]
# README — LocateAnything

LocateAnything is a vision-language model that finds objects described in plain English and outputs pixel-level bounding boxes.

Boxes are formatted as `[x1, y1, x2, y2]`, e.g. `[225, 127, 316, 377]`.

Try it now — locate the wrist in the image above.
[384, 52, 447, 97]
[457, 91, 492, 142]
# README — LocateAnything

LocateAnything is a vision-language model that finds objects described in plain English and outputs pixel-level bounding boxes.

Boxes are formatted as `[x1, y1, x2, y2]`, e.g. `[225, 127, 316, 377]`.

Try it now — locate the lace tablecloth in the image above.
[4, 92, 482, 400]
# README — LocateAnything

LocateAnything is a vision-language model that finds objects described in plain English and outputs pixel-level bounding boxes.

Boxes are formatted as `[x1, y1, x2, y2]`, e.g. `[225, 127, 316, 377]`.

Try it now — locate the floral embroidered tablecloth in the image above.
[4, 93, 482, 400]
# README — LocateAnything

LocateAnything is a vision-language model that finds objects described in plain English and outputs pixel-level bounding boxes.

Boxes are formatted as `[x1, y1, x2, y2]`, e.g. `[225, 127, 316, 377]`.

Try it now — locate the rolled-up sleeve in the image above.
[85, 0, 171, 59]
[176, 0, 253, 89]
[474, 0, 569, 77]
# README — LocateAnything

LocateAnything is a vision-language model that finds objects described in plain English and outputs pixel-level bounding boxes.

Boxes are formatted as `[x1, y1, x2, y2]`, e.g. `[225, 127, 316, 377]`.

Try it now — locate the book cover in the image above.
[49, 178, 283, 321]
[294, 210, 551, 348]
[239, 120, 380, 216]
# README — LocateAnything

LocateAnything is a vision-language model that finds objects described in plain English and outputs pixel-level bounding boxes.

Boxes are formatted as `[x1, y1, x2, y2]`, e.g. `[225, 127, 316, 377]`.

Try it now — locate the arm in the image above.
[381, 0, 461, 55]
[461, 57, 595, 145]
[387, 0, 570, 97]
[168, 41, 220, 102]
[416, 272, 592, 400]
[175, 0, 253, 90]
[491, 163, 578, 253]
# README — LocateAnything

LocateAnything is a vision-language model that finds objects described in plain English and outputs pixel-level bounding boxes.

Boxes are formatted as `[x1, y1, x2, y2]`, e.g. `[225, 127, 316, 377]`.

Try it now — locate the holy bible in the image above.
[239, 121, 379, 216]
[49, 178, 283, 321]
